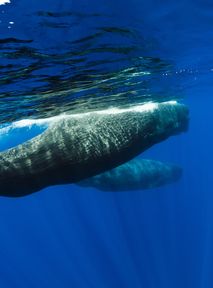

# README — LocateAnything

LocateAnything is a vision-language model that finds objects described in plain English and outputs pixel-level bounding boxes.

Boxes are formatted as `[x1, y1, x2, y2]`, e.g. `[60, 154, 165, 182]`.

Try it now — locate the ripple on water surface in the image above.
[0, 8, 185, 125]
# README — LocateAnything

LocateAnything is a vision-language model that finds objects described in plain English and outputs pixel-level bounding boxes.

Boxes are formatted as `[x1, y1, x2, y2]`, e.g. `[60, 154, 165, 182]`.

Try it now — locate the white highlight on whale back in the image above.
[0, 100, 178, 135]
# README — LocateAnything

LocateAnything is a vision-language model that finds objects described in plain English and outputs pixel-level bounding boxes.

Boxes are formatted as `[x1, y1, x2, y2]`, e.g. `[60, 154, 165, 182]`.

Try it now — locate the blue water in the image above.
[0, 0, 213, 287]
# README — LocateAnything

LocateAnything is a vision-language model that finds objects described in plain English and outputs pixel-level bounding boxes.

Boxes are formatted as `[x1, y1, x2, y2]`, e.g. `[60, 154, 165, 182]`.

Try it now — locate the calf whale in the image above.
[77, 158, 182, 191]
[0, 101, 188, 197]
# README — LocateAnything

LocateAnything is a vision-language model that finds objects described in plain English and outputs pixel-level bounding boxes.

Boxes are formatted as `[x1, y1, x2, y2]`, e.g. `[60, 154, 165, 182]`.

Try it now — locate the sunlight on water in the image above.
[0, 8, 182, 125]
[0, 0, 10, 5]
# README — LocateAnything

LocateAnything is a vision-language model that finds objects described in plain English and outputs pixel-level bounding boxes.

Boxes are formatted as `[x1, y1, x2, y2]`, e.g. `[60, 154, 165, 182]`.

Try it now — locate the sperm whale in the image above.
[77, 158, 182, 191]
[0, 101, 188, 197]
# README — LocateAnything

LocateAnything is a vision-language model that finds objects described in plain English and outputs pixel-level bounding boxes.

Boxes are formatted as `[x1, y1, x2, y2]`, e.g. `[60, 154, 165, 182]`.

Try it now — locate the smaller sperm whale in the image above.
[0, 101, 188, 197]
[77, 158, 182, 191]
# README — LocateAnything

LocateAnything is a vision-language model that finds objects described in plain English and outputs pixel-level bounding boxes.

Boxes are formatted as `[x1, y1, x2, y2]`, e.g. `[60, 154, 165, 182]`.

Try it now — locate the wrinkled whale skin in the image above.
[78, 159, 182, 191]
[0, 101, 188, 197]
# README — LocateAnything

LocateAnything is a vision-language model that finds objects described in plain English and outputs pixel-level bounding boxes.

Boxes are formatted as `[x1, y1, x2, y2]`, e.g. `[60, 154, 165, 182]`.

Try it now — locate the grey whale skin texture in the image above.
[0, 101, 188, 197]
[78, 159, 182, 191]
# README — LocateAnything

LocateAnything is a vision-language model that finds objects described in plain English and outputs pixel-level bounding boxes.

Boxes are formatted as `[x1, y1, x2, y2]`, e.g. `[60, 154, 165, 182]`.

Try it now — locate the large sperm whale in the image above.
[0, 101, 188, 197]
[77, 158, 182, 191]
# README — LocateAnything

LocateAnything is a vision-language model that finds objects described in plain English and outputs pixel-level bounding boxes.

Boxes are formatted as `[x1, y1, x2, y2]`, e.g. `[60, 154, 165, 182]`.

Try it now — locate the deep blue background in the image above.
[0, 0, 213, 287]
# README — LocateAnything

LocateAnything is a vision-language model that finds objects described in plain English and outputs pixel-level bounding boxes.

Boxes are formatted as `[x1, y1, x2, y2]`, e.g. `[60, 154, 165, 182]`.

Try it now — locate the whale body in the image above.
[0, 101, 188, 197]
[77, 158, 182, 191]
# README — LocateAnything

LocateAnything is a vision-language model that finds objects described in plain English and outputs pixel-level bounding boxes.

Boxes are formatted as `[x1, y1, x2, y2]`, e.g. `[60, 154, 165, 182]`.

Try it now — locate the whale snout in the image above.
[155, 102, 189, 137]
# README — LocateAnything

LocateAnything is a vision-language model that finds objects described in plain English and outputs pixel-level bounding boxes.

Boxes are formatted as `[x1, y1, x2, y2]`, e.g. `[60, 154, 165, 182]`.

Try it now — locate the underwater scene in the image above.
[0, 0, 212, 287]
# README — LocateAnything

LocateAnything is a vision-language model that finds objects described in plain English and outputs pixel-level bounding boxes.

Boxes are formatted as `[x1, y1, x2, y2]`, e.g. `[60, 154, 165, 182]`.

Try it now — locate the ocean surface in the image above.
[0, 0, 213, 287]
